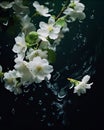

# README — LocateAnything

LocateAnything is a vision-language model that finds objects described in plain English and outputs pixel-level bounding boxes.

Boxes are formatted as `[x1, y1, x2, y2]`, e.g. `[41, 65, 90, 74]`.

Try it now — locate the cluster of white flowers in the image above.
[0, 0, 92, 96]
[3, 32, 53, 94]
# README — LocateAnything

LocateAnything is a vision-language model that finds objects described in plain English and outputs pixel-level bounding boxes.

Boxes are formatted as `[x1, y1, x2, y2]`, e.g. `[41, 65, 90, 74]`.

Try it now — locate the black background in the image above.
[0, 0, 104, 130]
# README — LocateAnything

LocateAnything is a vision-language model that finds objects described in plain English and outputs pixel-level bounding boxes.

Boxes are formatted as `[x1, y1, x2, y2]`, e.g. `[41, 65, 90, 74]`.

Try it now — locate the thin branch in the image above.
[55, 0, 70, 21]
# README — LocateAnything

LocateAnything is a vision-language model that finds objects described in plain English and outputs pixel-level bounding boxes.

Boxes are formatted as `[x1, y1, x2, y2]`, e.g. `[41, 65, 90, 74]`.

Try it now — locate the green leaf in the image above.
[56, 17, 66, 27]
[47, 49, 56, 63]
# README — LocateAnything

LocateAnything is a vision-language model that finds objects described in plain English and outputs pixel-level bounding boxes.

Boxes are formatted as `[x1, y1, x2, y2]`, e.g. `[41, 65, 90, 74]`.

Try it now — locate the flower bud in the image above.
[25, 31, 38, 46]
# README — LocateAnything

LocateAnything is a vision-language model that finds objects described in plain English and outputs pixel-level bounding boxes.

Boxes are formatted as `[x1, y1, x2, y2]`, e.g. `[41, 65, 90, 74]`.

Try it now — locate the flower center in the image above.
[36, 66, 43, 72]
[48, 25, 53, 32]
[7, 78, 14, 84]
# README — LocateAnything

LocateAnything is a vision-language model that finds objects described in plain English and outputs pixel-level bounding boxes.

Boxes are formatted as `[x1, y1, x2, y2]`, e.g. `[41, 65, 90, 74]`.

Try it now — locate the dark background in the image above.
[0, 0, 104, 130]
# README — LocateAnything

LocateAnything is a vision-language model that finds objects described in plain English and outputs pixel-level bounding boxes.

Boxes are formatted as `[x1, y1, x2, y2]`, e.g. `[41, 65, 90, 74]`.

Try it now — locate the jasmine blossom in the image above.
[12, 33, 27, 59]
[28, 57, 53, 83]
[63, 0, 86, 21]
[33, 1, 51, 17]
[3, 70, 22, 95]
[37, 17, 61, 40]
[73, 75, 93, 96]
[14, 59, 34, 85]
[26, 49, 48, 61]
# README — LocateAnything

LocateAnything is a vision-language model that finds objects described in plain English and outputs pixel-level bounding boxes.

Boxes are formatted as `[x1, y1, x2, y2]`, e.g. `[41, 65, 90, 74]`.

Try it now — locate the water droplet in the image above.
[23, 89, 29, 93]
[45, 92, 48, 96]
[58, 88, 67, 99]
[42, 115, 46, 118]
[38, 100, 42, 105]
[3, 21, 8, 26]
[45, 2, 49, 5]
[47, 122, 54, 127]
[65, 66, 69, 70]
[11, 108, 15, 115]
[53, 72, 60, 81]
[28, 96, 34, 101]
[67, 100, 71, 104]
[52, 112, 55, 116]
[39, 84, 42, 88]
[90, 14, 94, 20]
[42, 108, 46, 112]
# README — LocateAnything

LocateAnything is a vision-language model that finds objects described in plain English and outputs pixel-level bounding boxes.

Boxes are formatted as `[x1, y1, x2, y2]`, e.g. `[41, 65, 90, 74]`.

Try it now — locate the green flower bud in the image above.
[25, 31, 38, 46]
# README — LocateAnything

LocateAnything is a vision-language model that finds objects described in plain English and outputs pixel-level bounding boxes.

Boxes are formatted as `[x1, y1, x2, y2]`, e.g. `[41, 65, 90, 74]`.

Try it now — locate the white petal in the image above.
[43, 65, 53, 74]
[75, 3, 85, 12]
[49, 33, 58, 39]
[85, 83, 93, 89]
[82, 75, 90, 83]
[39, 22, 48, 29]
[63, 8, 73, 15]
[45, 74, 51, 80]
[48, 17, 55, 24]
[33, 1, 39, 8]
[53, 25, 61, 33]
[37, 29, 49, 37]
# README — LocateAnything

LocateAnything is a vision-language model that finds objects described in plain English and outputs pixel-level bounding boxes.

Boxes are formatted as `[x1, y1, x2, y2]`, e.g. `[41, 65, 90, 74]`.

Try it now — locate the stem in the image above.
[36, 40, 42, 49]
[55, 0, 70, 21]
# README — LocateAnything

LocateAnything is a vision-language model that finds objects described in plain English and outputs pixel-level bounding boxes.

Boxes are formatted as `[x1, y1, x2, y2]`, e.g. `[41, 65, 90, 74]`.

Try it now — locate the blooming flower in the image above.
[14, 58, 34, 85]
[26, 49, 48, 61]
[28, 56, 53, 83]
[37, 17, 61, 41]
[63, 0, 86, 21]
[33, 1, 51, 17]
[73, 75, 93, 96]
[3, 70, 22, 95]
[12, 33, 27, 59]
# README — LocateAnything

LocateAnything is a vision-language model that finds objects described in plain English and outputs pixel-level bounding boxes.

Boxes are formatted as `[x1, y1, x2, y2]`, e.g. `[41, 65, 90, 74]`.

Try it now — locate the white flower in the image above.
[63, 0, 85, 21]
[74, 75, 93, 96]
[28, 56, 53, 83]
[37, 17, 61, 40]
[12, 33, 27, 59]
[0, 1, 14, 9]
[14, 58, 34, 85]
[33, 1, 51, 17]
[3, 70, 22, 95]
[21, 15, 36, 34]
[26, 49, 48, 61]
